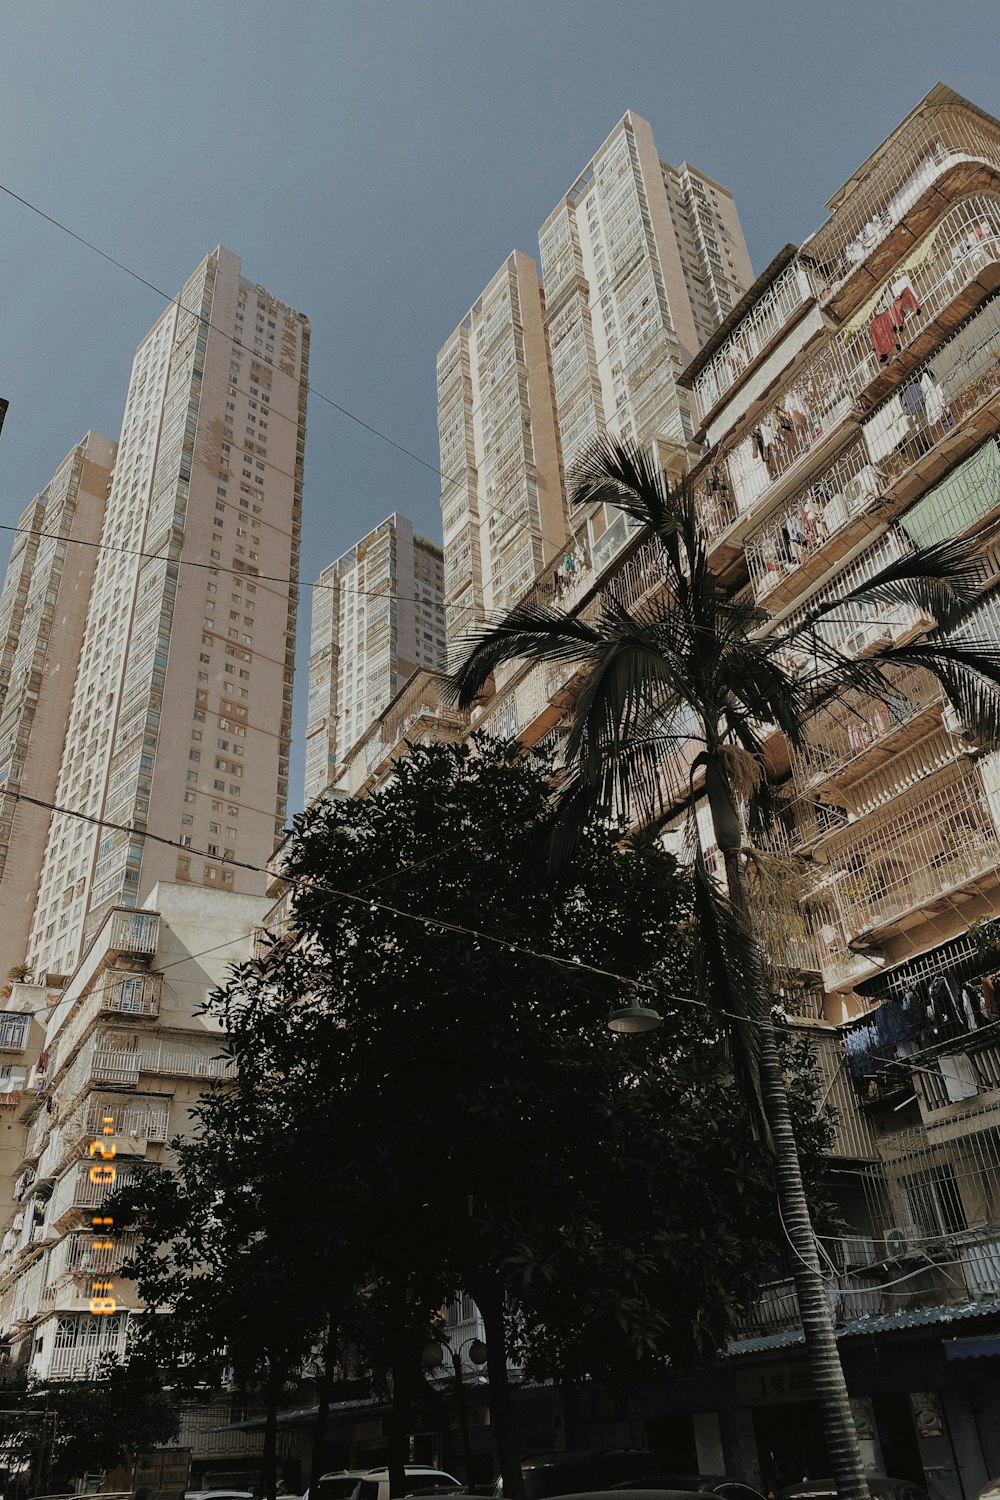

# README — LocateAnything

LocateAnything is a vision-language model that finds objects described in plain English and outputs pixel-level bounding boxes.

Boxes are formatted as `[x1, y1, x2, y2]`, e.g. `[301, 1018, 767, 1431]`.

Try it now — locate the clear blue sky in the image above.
[2, 0, 999, 811]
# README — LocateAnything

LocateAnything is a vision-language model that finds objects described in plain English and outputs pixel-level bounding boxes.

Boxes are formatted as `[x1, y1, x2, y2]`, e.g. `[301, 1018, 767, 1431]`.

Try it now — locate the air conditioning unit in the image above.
[884, 1226, 920, 1260]
[843, 621, 893, 658]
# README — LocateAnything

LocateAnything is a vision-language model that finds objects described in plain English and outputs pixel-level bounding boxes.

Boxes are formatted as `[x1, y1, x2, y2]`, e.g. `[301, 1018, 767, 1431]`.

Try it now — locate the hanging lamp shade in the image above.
[607, 997, 663, 1033]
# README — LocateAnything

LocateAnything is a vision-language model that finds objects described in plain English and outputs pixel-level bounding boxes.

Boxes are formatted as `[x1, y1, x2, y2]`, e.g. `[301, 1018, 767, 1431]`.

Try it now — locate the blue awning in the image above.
[944, 1334, 1000, 1360]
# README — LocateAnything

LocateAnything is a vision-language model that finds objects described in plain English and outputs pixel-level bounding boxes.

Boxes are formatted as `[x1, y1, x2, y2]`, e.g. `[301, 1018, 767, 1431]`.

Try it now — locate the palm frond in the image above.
[801, 534, 983, 636]
[447, 603, 600, 709]
[568, 436, 680, 537]
[870, 638, 1000, 748]
[692, 848, 771, 1148]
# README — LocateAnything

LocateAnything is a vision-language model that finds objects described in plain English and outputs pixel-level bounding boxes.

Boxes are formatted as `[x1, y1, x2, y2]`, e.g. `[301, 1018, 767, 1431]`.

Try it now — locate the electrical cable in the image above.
[3, 783, 811, 1037]
[0, 181, 453, 490]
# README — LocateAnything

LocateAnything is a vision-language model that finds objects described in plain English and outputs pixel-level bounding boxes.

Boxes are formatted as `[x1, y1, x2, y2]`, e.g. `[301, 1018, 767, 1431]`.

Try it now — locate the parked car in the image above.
[980, 1481, 1000, 1500]
[612, 1476, 765, 1500]
[779, 1480, 930, 1500]
[303, 1467, 461, 1500]
[494, 1451, 656, 1500]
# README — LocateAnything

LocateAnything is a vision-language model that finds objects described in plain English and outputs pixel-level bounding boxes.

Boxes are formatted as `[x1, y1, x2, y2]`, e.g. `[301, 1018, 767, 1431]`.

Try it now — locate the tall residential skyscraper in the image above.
[24, 247, 309, 979]
[0, 433, 116, 968]
[304, 513, 445, 803]
[438, 113, 753, 647]
[537, 112, 752, 468]
[438, 252, 566, 638]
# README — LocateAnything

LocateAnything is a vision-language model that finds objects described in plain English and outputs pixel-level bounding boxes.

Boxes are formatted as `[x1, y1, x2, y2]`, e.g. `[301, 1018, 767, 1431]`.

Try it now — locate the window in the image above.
[903, 1166, 967, 1236]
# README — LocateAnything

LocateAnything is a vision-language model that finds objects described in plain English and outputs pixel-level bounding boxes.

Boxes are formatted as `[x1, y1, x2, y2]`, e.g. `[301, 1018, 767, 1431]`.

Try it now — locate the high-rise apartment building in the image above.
[438, 252, 566, 638]
[438, 113, 752, 648]
[304, 513, 446, 803]
[24, 247, 309, 979]
[467, 83, 1000, 1490]
[0, 433, 116, 968]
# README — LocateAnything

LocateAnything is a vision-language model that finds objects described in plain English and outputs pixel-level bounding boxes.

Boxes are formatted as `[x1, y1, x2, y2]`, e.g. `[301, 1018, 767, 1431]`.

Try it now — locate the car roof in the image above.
[611, 1481, 745, 1492]
[555, 1491, 702, 1500]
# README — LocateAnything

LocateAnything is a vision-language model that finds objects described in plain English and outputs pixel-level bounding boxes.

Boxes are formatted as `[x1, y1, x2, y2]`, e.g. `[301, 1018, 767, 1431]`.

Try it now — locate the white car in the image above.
[305, 1467, 461, 1500]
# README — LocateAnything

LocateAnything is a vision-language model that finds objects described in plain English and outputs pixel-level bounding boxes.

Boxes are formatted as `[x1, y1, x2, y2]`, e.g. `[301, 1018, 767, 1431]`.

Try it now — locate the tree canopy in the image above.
[119, 736, 832, 1494]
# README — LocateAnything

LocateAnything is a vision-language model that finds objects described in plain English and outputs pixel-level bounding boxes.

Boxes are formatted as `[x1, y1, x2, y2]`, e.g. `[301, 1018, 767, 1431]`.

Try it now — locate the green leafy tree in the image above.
[0, 1364, 177, 1491]
[213, 736, 826, 1496]
[450, 438, 1000, 1500]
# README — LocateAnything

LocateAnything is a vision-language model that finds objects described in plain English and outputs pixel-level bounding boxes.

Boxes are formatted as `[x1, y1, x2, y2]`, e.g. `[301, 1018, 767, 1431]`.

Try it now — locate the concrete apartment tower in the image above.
[24, 247, 309, 980]
[304, 513, 446, 803]
[438, 252, 567, 640]
[438, 112, 752, 649]
[0, 434, 116, 971]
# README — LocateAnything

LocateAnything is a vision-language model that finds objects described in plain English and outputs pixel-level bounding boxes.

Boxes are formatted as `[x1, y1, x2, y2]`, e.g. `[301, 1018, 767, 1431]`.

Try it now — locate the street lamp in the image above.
[422, 1336, 488, 1481]
[607, 997, 662, 1033]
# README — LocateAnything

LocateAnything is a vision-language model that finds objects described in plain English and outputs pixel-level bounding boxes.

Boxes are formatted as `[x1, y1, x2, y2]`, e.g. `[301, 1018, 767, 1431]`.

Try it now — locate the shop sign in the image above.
[736, 1363, 815, 1406]
[911, 1391, 944, 1440]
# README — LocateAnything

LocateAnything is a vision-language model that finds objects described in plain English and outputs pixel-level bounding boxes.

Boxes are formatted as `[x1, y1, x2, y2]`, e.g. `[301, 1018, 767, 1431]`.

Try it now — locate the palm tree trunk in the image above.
[719, 838, 867, 1500]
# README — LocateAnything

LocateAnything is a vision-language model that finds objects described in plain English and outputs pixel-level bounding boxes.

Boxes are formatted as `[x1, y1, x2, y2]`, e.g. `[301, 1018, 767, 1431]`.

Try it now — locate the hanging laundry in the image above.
[870, 309, 902, 361]
[982, 973, 1000, 1020]
[785, 389, 811, 424]
[899, 380, 927, 417]
[929, 973, 963, 1030]
[921, 370, 949, 426]
[889, 285, 921, 331]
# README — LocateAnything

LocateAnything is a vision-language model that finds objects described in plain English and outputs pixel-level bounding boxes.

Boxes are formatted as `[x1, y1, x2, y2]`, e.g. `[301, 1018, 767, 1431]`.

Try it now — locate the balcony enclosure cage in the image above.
[801, 95, 1000, 307]
[790, 663, 946, 799]
[693, 260, 814, 418]
[779, 524, 930, 663]
[698, 204, 1000, 550]
[742, 1111, 1000, 1339]
[745, 438, 885, 604]
[812, 761, 1000, 938]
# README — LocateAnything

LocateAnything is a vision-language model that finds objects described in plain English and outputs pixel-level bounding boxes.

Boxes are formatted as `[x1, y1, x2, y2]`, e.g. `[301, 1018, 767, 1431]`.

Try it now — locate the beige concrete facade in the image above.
[438, 252, 566, 643]
[0, 434, 115, 974]
[304, 514, 446, 803]
[0, 881, 271, 1379]
[438, 113, 753, 651]
[24, 248, 309, 980]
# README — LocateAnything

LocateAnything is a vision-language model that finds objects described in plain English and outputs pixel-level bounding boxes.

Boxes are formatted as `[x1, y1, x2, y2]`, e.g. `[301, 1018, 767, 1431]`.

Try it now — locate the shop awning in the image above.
[944, 1333, 1000, 1360]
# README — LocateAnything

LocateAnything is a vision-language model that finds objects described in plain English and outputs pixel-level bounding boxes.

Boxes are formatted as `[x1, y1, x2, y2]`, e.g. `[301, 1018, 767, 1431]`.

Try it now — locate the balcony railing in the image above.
[780, 525, 931, 663]
[105, 909, 160, 959]
[836, 193, 1000, 390]
[701, 219, 1000, 551]
[791, 664, 946, 799]
[864, 290, 1000, 483]
[801, 98, 1000, 308]
[816, 763, 1000, 938]
[745, 440, 884, 605]
[694, 261, 814, 417]
[0, 1013, 29, 1052]
[45, 1318, 130, 1379]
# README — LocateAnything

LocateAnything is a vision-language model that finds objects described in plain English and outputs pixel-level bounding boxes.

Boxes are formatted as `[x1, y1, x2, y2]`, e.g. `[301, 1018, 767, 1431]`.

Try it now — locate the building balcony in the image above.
[700, 209, 1000, 567]
[0, 1013, 30, 1053]
[40, 1314, 130, 1379]
[863, 290, 1000, 500]
[814, 762, 1000, 943]
[693, 259, 814, 419]
[801, 90, 1000, 319]
[49, 1161, 143, 1233]
[791, 665, 947, 803]
[834, 192, 1000, 405]
[745, 440, 885, 609]
[50, 972, 162, 1075]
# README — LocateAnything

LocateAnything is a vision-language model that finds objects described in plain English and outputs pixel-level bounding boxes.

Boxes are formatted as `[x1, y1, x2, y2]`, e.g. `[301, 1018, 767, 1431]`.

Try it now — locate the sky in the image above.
[2, 0, 1000, 812]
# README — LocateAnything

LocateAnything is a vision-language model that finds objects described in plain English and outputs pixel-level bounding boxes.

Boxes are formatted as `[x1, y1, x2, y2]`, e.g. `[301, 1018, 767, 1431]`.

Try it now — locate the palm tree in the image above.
[450, 437, 1000, 1500]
